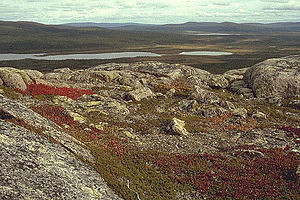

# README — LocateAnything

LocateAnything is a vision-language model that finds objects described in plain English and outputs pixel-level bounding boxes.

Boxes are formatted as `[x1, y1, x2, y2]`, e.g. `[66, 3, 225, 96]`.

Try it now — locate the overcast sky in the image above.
[1, 0, 299, 24]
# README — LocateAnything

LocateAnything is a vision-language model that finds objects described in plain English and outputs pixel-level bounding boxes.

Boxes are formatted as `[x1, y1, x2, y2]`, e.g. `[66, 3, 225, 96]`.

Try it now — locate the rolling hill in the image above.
[0, 21, 190, 53]
[89, 21, 300, 33]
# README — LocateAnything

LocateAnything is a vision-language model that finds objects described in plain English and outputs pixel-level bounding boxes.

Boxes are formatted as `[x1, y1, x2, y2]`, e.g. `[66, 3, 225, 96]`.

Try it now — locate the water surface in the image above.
[0, 52, 161, 61]
[179, 51, 233, 56]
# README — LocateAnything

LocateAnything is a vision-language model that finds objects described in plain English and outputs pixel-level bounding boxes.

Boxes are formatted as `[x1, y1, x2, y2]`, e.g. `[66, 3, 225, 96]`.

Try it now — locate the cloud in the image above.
[0, 0, 299, 24]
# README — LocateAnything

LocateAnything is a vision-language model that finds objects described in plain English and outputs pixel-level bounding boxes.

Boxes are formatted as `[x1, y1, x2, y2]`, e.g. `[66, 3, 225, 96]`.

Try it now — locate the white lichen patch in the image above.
[0, 134, 16, 144]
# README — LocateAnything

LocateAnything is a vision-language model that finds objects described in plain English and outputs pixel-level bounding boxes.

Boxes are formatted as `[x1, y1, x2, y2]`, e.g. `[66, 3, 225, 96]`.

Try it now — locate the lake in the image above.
[190, 33, 241, 36]
[179, 51, 233, 56]
[0, 51, 234, 61]
[0, 52, 161, 61]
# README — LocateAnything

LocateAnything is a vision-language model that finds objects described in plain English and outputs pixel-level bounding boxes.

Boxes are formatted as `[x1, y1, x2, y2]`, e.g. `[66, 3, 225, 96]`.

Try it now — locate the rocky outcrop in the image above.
[223, 67, 249, 82]
[0, 95, 96, 164]
[244, 55, 300, 98]
[189, 86, 220, 104]
[125, 87, 155, 101]
[166, 118, 189, 136]
[229, 80, 254, 98]
[0, 58, 299, 199]
[207, 74, 229, 89]
[0, 120, 121, 200]
[0, 69, 27, 90]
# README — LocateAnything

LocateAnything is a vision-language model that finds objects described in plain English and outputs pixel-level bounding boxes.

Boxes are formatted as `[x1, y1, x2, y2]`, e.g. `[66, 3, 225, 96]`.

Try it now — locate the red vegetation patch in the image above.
[16, 83, 95, 100]
[150, 146, 300, 199]
[278, 125, 300, 143]
[29, 105, 299, 199]
[32, 105, 128, 156]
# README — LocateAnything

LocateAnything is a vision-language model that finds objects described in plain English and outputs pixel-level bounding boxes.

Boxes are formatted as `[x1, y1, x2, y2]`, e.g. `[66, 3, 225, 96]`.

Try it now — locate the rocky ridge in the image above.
[0, 55, 299, 199]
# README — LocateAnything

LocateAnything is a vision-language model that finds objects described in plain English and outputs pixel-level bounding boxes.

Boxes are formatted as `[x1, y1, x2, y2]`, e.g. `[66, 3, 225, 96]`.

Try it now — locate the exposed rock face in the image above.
[252, 110, 267, 120]
[244, 55, 300, 98]
[125, 87, 154, 101]
[189, 86, 220, 104]
[0, 95, 96, 164]
[0, 69, 27, 90]
[0, 120, 121, 200]
[166, 118, 189, 136]
[24, 69, 44, 80]
[232, 108, 248, 119]
[207, 74, 229, 89]
[223, 67, 249, 82]
[0, 58, 299, 199]
[229, 80, 254, 98]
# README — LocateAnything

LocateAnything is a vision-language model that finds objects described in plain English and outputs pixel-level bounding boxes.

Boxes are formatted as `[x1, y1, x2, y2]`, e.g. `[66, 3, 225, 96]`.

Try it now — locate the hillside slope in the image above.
[0, 21, 190, 53]
[0, 56, 299, 199]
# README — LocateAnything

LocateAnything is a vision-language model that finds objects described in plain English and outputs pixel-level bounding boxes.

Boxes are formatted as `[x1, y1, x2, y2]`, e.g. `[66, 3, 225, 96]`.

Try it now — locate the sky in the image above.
[0, 0, 299, 24]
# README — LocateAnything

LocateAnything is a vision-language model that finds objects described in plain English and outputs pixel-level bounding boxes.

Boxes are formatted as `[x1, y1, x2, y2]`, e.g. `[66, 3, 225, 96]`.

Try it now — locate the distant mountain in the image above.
[105, 22, 300, 33]
[63, 22, 154, 28]
[0, 21, 189, 53]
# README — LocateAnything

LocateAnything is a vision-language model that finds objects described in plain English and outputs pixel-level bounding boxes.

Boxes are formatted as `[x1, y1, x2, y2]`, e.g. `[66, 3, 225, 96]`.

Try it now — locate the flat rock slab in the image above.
[0, 120, 122, 200]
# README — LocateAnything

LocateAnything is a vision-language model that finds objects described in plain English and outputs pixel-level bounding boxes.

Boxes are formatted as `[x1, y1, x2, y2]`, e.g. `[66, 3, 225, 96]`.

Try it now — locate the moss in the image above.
[34, 94, 55, 101]
[91, 86, 111, 92]
[179, 114, 210, 133]
[92, 150, 184, 200]
[246, 101, 300, 126]
[0, 86, 20, 100]
[32, 103, 300, 199]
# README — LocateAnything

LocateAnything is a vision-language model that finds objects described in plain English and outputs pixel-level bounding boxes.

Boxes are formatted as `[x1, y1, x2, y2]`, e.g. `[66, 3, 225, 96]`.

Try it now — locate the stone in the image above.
[62, 110, 86, 123]
[197, 105, 227, 117]
[166, 88, 176, 96]
[189, 86, 220, 105]
[252, 110, 267, 119]
[223, 67, 249, 82]
[219, 100, 235, 110]
[179, 99, 198, 112]
[166, 118, 189, 136]
[16, 70, 33, 85]
[53, 67, 73, 73]
[0, 69, 27, 90]
[207, 74, 229, 89]
[296, 164, 300, 176]
[90, 71, 121, 83]
[244, 55, 300, 98]
[24, 69, 44, 80]
[232, 108, 248, 118]
[125, 87, 154, 101]
[229, 80, 254, 98]
[125, 131, 136, 140]
[289, 99, 300, 109]
[0, 78, 3, 86]
[0, 95, 95, 164]
[0, 120, 121, 200]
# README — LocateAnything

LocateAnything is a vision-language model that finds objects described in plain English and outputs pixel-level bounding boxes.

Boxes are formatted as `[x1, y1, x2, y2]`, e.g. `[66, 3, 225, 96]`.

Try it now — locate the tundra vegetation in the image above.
[0, 56, 299, 199]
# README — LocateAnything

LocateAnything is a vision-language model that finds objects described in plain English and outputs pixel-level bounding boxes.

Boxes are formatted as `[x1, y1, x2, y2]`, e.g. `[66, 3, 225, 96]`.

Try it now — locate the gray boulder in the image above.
[189, 86, 220, 105]
[232, 108, 248, 119]
[0, 120, 121, 200]
[53, 67, 73, 73]
[0, 69, 27, 90]
[166, 118, 189, 136]
[251, 110, 267, 120]
[179, 99, 198, 112]
[223, 67, 249, 82]
[244, 55, 300, 98]
[229, 80, 254, 98]
[125, 87, 154, 101]
[24, 69, 44, 80]
[289, 99, 300, 109]
[207, 75, 229, 89]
